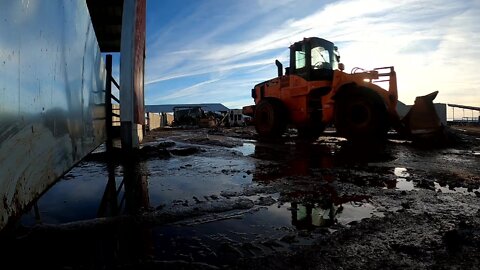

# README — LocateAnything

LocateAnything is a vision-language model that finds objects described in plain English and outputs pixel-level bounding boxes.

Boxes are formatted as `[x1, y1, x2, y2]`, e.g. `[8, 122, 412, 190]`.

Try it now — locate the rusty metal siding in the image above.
[133, 0, 146, 125]
[0, 1, 106, 230]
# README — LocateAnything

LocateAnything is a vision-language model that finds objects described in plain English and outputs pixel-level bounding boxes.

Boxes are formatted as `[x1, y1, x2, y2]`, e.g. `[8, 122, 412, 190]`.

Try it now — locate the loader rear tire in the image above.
[254, 99, 287, 138]
[335, 89, 388, 142]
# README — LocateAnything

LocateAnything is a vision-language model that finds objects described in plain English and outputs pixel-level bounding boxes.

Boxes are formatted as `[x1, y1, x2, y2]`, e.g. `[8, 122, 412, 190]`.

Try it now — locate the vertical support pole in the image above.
[105, 54, 113, 154]
[120, 0, 146, 151]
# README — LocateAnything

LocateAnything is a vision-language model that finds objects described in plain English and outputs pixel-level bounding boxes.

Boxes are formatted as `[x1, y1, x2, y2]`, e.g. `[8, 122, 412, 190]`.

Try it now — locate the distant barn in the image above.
[145, 103, 229, 129]
[146, 103, 229, 114]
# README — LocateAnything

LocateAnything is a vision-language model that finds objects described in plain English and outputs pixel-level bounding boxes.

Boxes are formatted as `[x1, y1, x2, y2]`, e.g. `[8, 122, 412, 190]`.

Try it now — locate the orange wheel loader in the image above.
[242, 37, 444, 143]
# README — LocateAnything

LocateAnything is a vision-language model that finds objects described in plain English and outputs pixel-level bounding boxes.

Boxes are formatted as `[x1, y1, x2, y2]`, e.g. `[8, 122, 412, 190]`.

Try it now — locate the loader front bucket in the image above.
[401, 91, 446, 144]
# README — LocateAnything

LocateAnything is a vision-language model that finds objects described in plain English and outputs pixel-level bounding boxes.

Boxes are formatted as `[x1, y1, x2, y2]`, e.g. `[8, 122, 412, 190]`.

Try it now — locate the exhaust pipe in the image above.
[275, 60, 283, 77]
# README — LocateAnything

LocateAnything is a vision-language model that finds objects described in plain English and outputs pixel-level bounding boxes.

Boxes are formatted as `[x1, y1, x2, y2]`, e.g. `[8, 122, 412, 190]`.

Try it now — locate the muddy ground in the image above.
[1, 126, 480, 269]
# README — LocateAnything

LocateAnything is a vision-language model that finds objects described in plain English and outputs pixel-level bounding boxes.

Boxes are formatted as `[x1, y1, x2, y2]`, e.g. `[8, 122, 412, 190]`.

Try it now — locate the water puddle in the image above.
[337, 202, 384, 224]
[148, 195, 382, 263]
[393, 167, 415, 191]
[233, 142, 255, 156]
[20, 163, 111, 225]
[13, 135, 389, 267]
[289, 201, 383, 229]
[21, 154, 255, 226]
[396, 179, 415, 191]
[394, 168, 410, 178]
[434, 182, 480, 196]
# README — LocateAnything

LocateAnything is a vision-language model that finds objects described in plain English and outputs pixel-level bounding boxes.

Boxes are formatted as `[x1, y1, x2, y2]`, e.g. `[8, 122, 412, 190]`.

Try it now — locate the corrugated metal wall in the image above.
[0, 1, 106, 230]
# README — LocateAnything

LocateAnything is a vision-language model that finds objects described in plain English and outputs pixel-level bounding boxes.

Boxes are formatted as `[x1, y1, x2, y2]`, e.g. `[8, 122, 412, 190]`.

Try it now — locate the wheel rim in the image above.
[256, 104, 274, 134]
[349, 102, 371, 127]
[255, 100, 286, 138]
[335, 88, 388, 141]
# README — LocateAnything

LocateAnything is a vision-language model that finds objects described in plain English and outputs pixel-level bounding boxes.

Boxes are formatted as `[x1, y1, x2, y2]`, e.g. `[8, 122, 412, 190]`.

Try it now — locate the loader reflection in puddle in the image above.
[252, 138, 393, 182]
[289, 196, 376, 230]
[251, 143, 378, 230]
[291, 202, 337, 229]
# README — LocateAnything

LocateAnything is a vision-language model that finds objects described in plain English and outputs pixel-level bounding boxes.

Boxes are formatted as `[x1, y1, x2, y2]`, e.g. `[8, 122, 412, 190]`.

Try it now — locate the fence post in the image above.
[105, 54, 113, 153]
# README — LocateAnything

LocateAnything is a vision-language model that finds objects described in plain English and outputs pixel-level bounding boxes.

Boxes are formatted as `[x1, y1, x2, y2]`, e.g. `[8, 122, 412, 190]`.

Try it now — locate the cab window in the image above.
[311, 46, 331, 69]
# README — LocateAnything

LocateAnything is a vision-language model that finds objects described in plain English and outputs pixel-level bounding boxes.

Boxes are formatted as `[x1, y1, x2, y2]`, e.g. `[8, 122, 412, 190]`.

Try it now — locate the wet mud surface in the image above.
[1, 126, 480, 269]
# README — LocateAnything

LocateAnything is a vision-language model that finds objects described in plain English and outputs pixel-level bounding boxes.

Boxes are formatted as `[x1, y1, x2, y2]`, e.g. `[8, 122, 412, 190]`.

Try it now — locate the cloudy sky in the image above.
[143, 0, 479, 110]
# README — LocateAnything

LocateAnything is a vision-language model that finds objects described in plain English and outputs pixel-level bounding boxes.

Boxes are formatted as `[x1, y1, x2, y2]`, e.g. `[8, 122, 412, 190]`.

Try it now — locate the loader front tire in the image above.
[335, 89, 388, 142]
[254, 99, 286, 138]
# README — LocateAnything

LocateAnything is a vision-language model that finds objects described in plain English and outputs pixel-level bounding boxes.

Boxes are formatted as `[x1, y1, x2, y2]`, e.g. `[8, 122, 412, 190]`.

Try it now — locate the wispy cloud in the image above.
[156, 78, 221, 102]
[145, 56, 279, 85]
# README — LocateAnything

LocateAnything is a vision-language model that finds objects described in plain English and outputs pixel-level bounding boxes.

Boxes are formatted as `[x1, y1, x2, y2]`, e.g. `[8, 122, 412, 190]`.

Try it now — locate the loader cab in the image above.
[289, 37, 338, 81]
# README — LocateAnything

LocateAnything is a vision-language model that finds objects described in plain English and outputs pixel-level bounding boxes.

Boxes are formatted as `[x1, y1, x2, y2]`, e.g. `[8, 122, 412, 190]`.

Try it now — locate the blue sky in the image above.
[143, 0, 479, 109]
